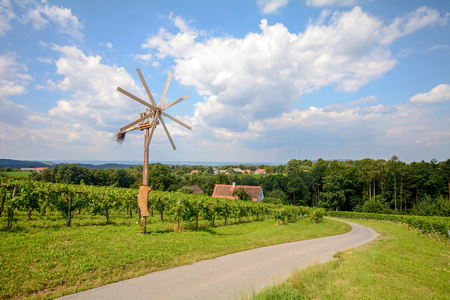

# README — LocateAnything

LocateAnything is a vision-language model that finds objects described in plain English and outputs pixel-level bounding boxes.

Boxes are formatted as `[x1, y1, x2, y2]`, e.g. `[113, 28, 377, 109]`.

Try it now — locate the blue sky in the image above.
[1, 0, 449, 164]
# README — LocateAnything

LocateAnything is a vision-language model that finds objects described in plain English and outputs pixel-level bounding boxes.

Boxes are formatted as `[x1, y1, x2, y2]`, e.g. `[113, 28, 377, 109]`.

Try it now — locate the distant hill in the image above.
[1, 158, 283, 170]
[0, 159, 53, 169]
[73, 163, 136, 170]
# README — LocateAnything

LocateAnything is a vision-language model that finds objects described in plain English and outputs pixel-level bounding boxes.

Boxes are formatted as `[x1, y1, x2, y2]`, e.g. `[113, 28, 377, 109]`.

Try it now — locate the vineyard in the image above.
[328, 210, 450, 238]
[0, 178, 324, 231]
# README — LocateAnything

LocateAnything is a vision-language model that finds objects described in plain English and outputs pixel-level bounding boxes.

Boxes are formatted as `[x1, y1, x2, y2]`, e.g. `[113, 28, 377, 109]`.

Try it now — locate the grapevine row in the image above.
[328, 211, 450, 237]
[0, 178, 323, 230]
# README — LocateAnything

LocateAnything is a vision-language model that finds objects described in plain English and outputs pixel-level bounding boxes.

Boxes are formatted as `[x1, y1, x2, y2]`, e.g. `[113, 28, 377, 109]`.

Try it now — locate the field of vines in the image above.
[0, 178, 324, 231]
[328, 210, 450, 238]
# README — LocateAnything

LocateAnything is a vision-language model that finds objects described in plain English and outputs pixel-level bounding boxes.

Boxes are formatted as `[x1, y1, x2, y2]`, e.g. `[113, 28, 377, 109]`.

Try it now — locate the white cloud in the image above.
[350, 95, 377, 106]
[0, 98, 29, 126]
[99, 42, 113, 49]
[137, 6, 448, 147]
[134, 7, 450, 160]
[46, 45, 143, 128]
[142, 8, 398, 128]
[142, 14, 198, 60]
[306, 0, 358, 7]
[19, 0, 84, 39]
[0, 45, 150, 159]
[0, 0, 15, 35]
[409, 84, 450, 104]
[382, 6, 448, 44]
[0, 53, 32, 97]
[257, 0, 289, 15]
[131, 7, 450, 162]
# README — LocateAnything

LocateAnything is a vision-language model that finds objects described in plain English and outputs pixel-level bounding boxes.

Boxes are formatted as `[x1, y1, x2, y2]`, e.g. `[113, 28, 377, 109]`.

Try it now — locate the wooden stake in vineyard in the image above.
[116, 68, 191, 233]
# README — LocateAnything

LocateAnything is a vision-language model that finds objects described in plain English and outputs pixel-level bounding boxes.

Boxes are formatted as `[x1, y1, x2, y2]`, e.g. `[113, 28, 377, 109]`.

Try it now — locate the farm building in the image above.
[212, 183, 264, 202]
[20, 167, 49, 172]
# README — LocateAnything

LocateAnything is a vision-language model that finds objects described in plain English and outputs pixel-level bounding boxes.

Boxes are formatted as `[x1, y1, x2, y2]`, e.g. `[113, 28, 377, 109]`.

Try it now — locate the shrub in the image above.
[309, 210, 323, 224]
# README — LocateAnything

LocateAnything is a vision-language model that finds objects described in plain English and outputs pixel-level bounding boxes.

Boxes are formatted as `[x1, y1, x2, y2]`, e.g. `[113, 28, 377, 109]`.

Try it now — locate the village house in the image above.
[212, 182, 264, 202]
[254, 169, 266, 175]
[182, 185, 203, 194]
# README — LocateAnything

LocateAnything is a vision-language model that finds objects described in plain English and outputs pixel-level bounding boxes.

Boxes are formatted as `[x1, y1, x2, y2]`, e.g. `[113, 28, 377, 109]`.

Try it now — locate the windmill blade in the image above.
[117, 87, 158, 111]
[144, 111, 160, 153]
[158, 114, 176, 150]
[161, 95, 188, 111]
[136, 68, 157, 107]
[158, 73, 172, 107]
[160, 111, 192, 130]
[120, 114, 152, 132]
[122, 125, 140, 133]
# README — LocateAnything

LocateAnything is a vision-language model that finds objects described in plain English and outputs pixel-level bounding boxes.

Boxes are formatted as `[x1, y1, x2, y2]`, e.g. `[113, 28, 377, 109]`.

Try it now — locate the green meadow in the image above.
[0, 212, 349, 299]
[251, 219, 450, 300]
[0, 171, 30, 178]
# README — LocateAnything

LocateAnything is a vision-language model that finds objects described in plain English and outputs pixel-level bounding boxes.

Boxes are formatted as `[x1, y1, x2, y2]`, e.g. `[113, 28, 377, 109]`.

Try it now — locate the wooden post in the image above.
[141, 128, 149, 234]
[143, 128, 149, 186]
[66, 195, 72, 227]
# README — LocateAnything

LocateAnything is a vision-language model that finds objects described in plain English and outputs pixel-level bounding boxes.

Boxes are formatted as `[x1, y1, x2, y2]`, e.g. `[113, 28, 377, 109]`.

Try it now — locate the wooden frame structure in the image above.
[116, 68, 191, 232]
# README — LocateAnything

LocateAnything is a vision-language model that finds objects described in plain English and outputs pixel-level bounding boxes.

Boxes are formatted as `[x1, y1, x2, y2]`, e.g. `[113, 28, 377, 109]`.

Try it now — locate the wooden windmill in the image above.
[116, 68, 191, 231]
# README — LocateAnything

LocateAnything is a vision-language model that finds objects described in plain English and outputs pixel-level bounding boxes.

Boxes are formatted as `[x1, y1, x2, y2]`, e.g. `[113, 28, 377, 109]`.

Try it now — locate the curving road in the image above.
[59, 220, 378, 300]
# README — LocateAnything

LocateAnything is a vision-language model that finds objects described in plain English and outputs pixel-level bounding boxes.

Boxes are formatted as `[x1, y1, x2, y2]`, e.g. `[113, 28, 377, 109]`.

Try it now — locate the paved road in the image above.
[59, 221, 378, 300]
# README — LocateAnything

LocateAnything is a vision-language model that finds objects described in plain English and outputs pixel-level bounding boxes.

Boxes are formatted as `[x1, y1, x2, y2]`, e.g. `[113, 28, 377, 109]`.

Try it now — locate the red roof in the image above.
[183, 185, 203, 194]
[212, 184, 262, 202]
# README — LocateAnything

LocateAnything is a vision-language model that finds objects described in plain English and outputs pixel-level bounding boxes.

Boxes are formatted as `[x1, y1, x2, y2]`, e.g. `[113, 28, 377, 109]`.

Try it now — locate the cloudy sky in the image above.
[1, 0, 449, 164]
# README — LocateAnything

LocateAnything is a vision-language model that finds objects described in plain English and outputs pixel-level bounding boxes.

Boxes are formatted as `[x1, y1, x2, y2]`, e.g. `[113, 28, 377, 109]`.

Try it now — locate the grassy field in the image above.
[0, 171, 30, 178]
[250, 219, 450, 299]
[0, 211, 350, 299]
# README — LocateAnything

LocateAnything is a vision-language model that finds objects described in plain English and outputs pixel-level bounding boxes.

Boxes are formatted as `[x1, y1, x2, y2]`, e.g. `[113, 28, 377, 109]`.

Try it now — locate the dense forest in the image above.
[3, 156, 449, 216]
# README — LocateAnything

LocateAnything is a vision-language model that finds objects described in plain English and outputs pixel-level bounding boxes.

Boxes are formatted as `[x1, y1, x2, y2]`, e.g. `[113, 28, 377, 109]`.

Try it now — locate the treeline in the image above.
[14, 157, 450, 216]
[26, 164, 143, 188]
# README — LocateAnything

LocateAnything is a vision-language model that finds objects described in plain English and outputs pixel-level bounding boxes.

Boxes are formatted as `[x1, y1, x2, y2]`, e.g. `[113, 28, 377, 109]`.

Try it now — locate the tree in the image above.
[311, 158, 328, 207]
[265, 189, 287, 204]
[232, 187, 252, 201]
[321, 163, 348, 211]
[438, 159, 450, 200]
[285, 159, 300, 173]
[148, 164, 179, 191]
[285, 170, 312, 206]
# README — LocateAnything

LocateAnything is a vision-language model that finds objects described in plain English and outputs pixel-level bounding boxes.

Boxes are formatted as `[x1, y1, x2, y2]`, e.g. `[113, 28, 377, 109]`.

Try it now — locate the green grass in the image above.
[0, 212, 350, 299]
[1, 171, 30, 178]
[250, 219, 450, 300]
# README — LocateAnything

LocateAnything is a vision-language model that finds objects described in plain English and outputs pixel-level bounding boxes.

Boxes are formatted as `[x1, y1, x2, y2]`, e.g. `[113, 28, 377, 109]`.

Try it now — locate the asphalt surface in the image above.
[58, 220, 379, 300]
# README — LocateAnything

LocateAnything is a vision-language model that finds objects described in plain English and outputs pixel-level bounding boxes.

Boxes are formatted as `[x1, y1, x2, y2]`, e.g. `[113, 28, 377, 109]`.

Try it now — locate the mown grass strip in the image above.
[0, 212, 350, 299]
[1, 172, 30, 178]
[250, 219, 450, 300]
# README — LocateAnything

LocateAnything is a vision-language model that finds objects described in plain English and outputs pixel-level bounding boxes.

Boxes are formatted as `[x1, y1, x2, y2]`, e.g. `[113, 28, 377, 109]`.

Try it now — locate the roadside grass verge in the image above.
[250, 219, 450, 299]
[0, 212, 350, 299]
